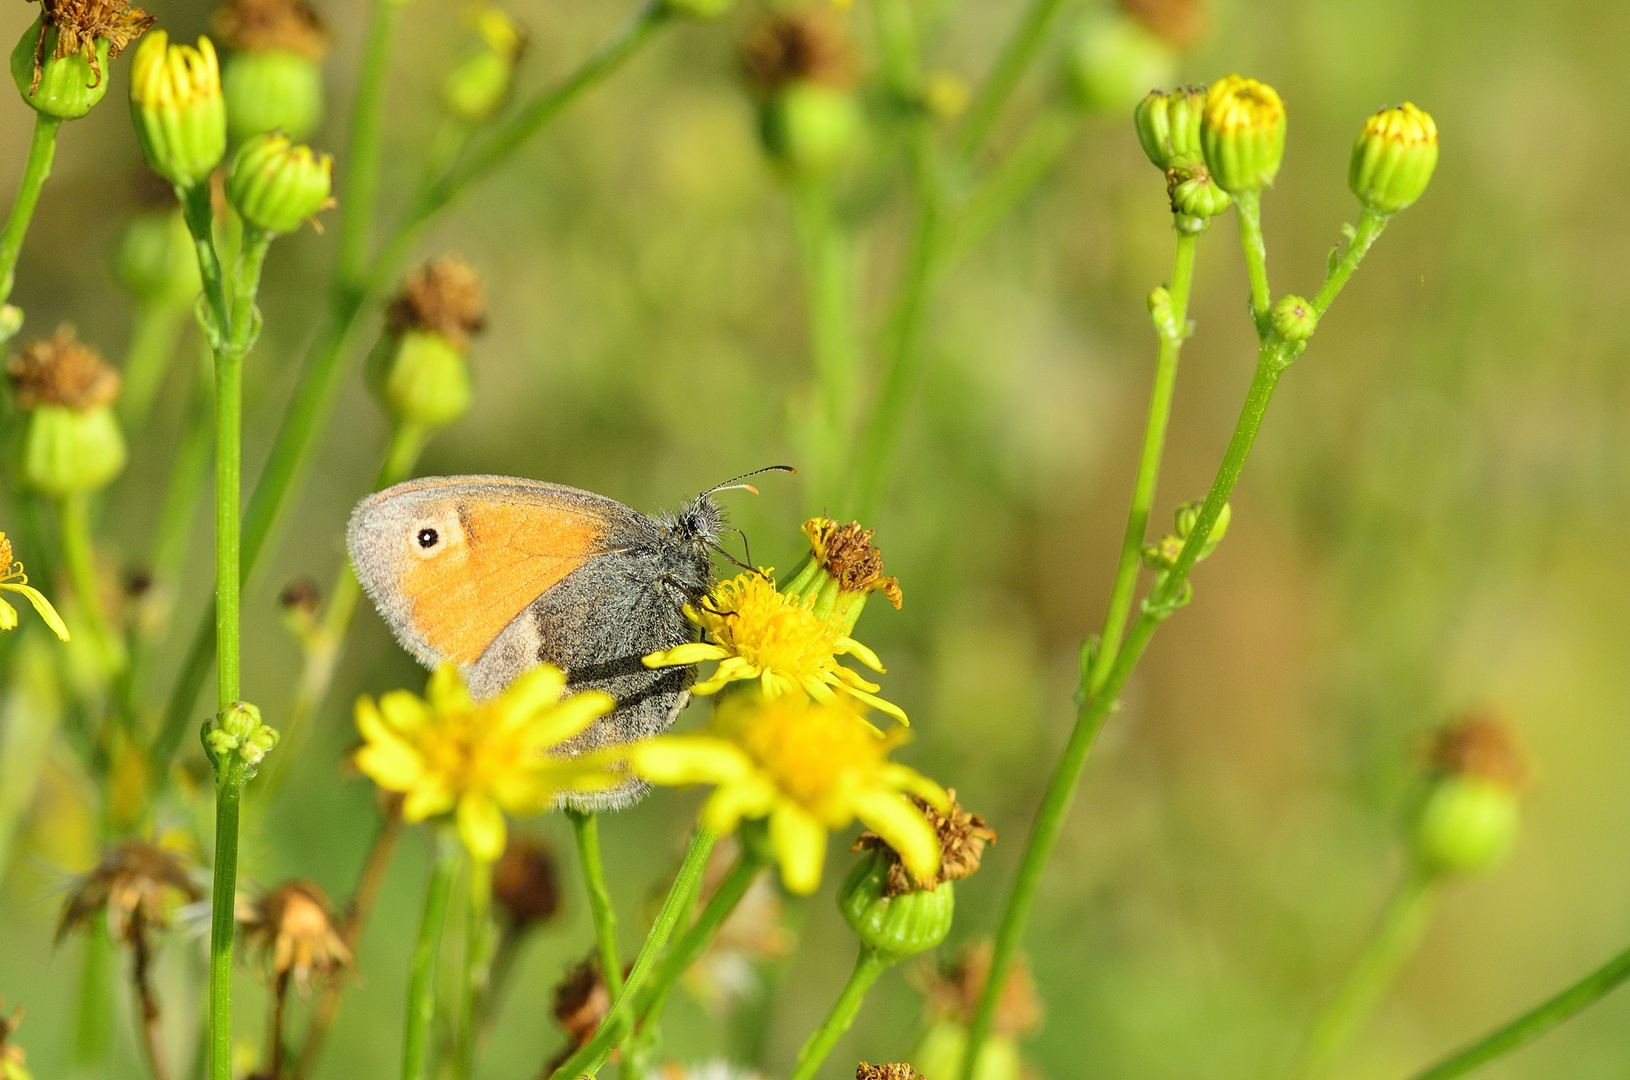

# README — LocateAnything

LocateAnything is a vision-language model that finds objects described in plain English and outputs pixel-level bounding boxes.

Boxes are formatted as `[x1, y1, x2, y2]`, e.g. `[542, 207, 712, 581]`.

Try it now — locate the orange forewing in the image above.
[400, 501, 601, 665]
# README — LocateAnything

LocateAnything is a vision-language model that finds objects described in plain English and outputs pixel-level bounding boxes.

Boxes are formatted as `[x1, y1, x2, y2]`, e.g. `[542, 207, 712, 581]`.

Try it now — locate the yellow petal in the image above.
[769, 802, 828, 895]
[700, 774, 778, 834]
[801, 677, 836, 703]
[831, 667, 882, 694]
[379, 689, 432, 732]
[693, 657, 757, 695]
[426, 663, 473, 716]
[879, 763, 949, 811]
[852, 788, 940, 886]
[495, 663, 567, 725]
[630, 737, 753, 786]
[642, 643, 729, 668]
[525, 690, 614, 749]
[0, 598, 16, 631]
[355, 697, 391, 744]
[354, 741, 427, 793]
[842, 686, 908, 726]
[3, 583, 68, 641]
[837, 636, 885, 673]
[457, 794, 506, 862]
[402, 779, 456, 822]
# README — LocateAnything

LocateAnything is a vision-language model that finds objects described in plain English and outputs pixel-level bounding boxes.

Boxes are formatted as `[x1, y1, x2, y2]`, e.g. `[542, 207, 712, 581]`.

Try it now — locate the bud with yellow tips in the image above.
[129, 31, 227, 189]
[1200, 75, 1285, 194]
[225, 131, 332, 234]
[1349, 102, 1437, 215]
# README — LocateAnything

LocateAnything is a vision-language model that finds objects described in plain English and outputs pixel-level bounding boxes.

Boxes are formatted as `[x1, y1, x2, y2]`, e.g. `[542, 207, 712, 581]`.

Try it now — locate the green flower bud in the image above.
[1411, 714, 1525, 877]
[129, 31, 227, 189]
[204, 699, 279, 774]
[913, 1021, 1023, 1080]
[762, 82, 862, 177]
[442, 6, 523, 123]
[663, 0, 732, 18]
[838, 850, 954, 959]
[1200, 74, 1286, 194]
[369, 256, 486, 429]
[223, 49, 323, 142]
[1064, 14, 1175, 116]
[11, 0, 152, 120]
[114, 207, 201, 308]
[1133, 85, 1205, 170]
[7, 328, 126, 497]
[1349, 102, 1438, 215]
[1271, 294, 1317, 342]
[781, 517, 902, 633]
[1168, 165, 1231, 219]
[226, 131, 333, 234]
[1173, 498, 1230, 560]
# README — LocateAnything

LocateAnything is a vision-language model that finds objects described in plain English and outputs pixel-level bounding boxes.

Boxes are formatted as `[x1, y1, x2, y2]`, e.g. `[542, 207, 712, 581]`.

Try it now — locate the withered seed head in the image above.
[8, 327, 120, 411]
[57, 841, 200, 944]
[856, 1065, 922, 1080]
[385, 256, 488, 351]
[240, 880, 351, 992]
[28, 0, 155, 93]
[1117, 0, 1206, 51]
[552, 955, 612, 1050]
[1430, 711, 1527, 792]
[803, 517, 903, 608]
[913, 941, 1044, 1037]
[278, 576, 321, 617]
[854, 789, 995, 897]
[741, 9, 854, 94]
[492, 835, 560, 928]
[212, 0, 328, 59]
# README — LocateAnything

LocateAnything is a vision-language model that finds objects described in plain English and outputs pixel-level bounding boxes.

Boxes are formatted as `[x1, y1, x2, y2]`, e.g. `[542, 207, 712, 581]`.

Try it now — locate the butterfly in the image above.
[346, 469, 788, 809]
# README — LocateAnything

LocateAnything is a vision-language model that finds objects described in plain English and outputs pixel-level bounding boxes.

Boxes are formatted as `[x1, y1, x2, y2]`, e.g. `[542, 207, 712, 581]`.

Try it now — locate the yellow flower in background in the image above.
[628, 694, 947, 895]
[642, 571, 906, 725]
[354, 663, 619, 860]
[0, 534, 68, 641]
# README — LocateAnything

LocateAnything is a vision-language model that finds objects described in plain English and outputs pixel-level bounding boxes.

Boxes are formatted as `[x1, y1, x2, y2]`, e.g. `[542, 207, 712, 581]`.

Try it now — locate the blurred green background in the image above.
[2, 0, 1628, 1077]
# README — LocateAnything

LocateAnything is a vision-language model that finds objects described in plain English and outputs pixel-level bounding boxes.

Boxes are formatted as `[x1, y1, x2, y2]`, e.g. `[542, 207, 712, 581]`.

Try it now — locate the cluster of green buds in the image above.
[911, 944, 1042, 1080]
[781, 517, 903, 635]
[213, 0, 330, 143]
[11, 0, 154, 119]
[366, 256, 487, 432]
[203, 700, 279, 776]
[129, 30, 227, 190]
[442, 4, 524, 124]
[1141, 498, 1230, 589]
[225, 131, 333, 234]
[6, 327, 126, 497]
[1410, 713, 1525, 877]
[741, 9, 862, 178]
[1134, 85, 1231, 229]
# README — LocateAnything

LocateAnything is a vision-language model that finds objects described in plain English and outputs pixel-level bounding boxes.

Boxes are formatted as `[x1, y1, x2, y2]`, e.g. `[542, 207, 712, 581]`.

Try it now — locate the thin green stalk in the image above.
[791, 175, 859, 510]
[548, 829, 730, 1080]
[0, 113, 61, 307]
[118, 302, 190, 429]
[1404, 941, 1630, 1080]
[951, 106, 1078, 261]
[953, 0, 1070, 161]
[569, 811, 625, 999]
[179, 183, 232, 342]
[452, 856, 494, 1080]
[787, 947, 894, 1080]
[1234, 190, 1272, 335]
[69, 918, 115, 1080]
[207, 758, 248, 1080]
[340, 0, 402, 285]
[403, 827, 461, 1080]
[57, 493, 118, 674]
[1086, 225, 1199, 694]
[1291, 866, 1440, 1080]
[1314, 208, 1388, 315]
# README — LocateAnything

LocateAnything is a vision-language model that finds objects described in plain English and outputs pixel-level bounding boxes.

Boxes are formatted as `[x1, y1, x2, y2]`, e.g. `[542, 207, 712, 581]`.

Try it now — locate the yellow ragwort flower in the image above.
[629, 694, 947, 895]
[354, 663, 620, 861]
[642, 571, 906, 724]
[0, 534, 69, 640]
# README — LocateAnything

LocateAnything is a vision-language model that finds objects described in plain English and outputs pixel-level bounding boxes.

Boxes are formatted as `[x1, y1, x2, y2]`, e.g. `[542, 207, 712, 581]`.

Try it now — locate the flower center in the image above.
[703, 575, 847, 680]
[724, 699, 884, 816]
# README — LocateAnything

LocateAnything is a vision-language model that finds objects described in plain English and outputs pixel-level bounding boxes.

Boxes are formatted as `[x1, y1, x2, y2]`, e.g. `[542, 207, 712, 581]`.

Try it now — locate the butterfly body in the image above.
[347, 475, 724, 810]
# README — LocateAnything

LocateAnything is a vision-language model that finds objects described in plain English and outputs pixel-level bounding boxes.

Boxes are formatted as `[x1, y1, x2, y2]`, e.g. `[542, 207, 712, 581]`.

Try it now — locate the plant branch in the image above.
[787, 947, 893, 1080]
[0, 113, 61, 310]
[953, 0, 1070, 161]
[402, 826, 461, 1080]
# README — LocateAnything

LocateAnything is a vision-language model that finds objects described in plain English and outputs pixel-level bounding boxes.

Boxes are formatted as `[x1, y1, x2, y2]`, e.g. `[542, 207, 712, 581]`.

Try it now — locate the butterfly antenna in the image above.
[704, 464, 796, 497]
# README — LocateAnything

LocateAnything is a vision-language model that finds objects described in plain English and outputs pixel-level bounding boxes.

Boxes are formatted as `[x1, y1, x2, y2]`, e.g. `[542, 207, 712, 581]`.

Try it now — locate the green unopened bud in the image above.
[839, 850, 955, 959]
[129, 31, 227, 189]
[226, 132, 332, 234]
[1200, 74, 1286, 194]
[115, 207, 201, 308]
[663, 0, 732, 18]
[1064, 14, 1175, 116]
[1271, 294, 1317, 342]
[1412, 714, 1524, 877]
[1167, 164, 1231, 219]
[1147, 285, 1176, 337]
[204, 700, 279, 774]
[222, 50, 323, 141]
[442, 5, 523, 123]
[1134, 85, 1205, 170]
[1349, 102, 1437, 215]
[1173, 498, 1229, 560]
[913, 1021, 1022, 1080]
[369, 256, 486, 429]
[11, 0, 152, 120]
[8, 328, 126, 497]
[762, 82, 862, 177]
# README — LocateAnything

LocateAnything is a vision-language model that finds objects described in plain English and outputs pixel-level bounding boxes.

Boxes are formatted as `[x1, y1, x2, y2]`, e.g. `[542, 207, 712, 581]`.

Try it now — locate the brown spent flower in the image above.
[57, 841, 200, 944]
[803, 517, 903, 608]
[385, 256, 488, 351]
[492, 835, 561, 928]
[546, 955, 626, 1075]
[856, 1065, 922, 1080]
[1117, 0, 1206, 51]
[913, 941, 1043, 1038]
[212, 0, 328, 59]
[8, 327, 120, 411]
[854, 788, 994, 897]
[27, 0, 155, 93]
[1430, 711, 1527, 792]
[278, 576, 321, 618]
[240, 880, 352, 992]
[741, 9, 854, 94]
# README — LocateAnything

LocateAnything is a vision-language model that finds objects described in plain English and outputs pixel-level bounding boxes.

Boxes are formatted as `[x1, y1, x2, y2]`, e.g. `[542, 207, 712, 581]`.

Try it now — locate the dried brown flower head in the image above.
[1430, 711, 1527, 792]
[741, 9, 854, 93]
[914, 942, 1043, 1037]
[492, 835, 560, 928]
[1118, 0, 1206, 51]
[546, 955, 621, 1074]
[386, 256, 488, 351]
[57, 841, 200, 944]
[8, 327, 120, 411]
[240, 880, 351, 992]
[27, 0, 155, 93]
[856, 1065, 922, 1080]
[803, 517, 902, 608]
[212, 0, 328, 59]
[278, 576, 321, 617]
[854, 789, 994, 896]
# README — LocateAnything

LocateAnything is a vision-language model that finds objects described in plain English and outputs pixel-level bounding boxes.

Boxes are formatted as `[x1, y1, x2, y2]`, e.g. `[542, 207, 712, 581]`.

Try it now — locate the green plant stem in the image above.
[57, 493, 118, 674]
[547, 828, 730, 1080]
[569, 810, 626, 998]
[1086, 225, 1199, 694]
[403, 826, 461, 1080]
[1234, 190, 1272, 334]
[1291, 866, 1440, 1080]
[0, 113, 61, 306]
[152, 0, 671, 775]
[452, 856, 494, 1080]
[1314, 208, 1388, 315]
[1404, 941, 1630, 1080]
[207, 758, 248, 1080]
[952, 106, 1078, 260]
[119, 303, 190, 429]
[791, 174, 859, 509]
[787, 947, 894, 1080]
[70, 918, 115, 1079]
[340, 0, 401, 285]
[953, 0, 1070, 161]
[179, 183, 232, 343]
